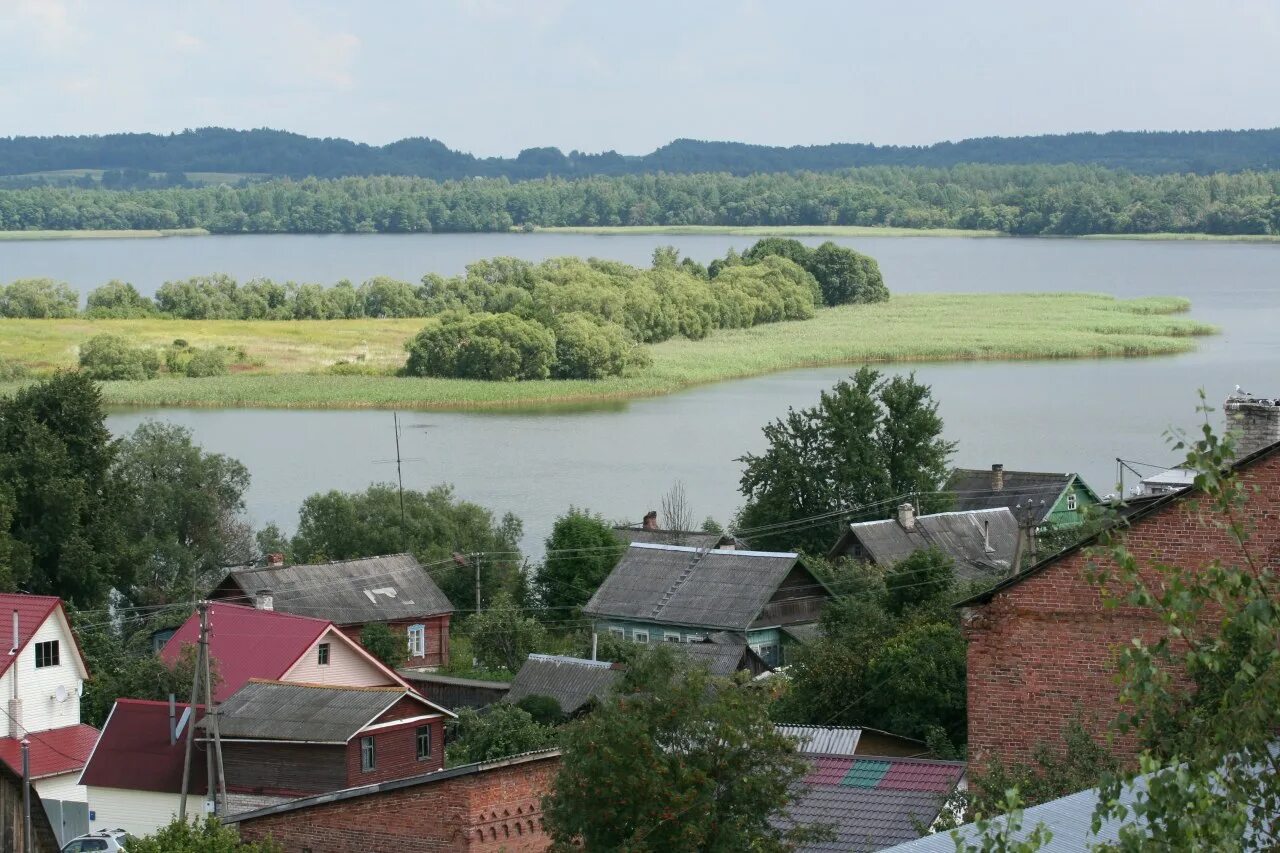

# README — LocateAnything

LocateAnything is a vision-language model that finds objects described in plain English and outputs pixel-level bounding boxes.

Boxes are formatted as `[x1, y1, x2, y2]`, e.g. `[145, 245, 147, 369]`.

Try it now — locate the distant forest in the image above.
[1, 126, 1279, 183]
[1, 166, 1277, 236]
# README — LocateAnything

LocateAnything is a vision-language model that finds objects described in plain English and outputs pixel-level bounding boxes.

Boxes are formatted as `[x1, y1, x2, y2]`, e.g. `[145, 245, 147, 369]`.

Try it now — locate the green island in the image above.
[0, 293, 1213, 409]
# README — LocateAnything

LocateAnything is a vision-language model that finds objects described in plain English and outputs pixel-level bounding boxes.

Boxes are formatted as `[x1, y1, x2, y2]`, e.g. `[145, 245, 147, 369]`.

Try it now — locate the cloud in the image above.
[9, 0, 82, 51]
[171, 30, 202, 51]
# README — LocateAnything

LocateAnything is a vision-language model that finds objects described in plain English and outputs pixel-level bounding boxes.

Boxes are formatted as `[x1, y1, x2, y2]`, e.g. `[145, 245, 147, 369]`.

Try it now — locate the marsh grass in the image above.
[0, 293, 1214, 410]
[0, 228, 209, 241]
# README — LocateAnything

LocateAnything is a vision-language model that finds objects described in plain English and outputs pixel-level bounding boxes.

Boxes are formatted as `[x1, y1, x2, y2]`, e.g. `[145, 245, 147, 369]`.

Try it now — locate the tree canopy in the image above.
[534, 508, 624, 613]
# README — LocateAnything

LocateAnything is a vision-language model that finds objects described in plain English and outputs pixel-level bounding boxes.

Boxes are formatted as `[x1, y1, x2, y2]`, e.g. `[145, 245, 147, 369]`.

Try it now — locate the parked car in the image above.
[60, 829, 132, 853]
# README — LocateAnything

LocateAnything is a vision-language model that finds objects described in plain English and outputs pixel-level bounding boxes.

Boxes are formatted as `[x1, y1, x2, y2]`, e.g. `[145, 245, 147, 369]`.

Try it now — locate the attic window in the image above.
[34, 641, 59, 669]
[317, 643, 330, 666]
[1066, 493, 1078, 511]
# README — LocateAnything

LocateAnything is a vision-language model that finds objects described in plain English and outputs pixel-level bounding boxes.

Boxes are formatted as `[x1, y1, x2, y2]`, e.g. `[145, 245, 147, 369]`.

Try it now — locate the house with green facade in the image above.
[582, 542, 832, 668]
[945, 464, 1103, 529]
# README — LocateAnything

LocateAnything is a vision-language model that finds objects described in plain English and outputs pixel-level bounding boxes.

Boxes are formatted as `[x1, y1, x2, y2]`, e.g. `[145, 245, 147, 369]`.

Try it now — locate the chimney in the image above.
[991, 464, 1004, 492]
[1224, 394, 1280, 459]
[266, 553, 285, 567]
[642, 511, 659, 531]
[254, 589, 274, 611]
[897, 502, 916, 531]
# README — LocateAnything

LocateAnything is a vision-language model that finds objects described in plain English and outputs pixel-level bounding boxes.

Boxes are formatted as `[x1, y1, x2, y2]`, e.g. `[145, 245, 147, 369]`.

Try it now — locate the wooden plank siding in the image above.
[222, 742, 348, 797]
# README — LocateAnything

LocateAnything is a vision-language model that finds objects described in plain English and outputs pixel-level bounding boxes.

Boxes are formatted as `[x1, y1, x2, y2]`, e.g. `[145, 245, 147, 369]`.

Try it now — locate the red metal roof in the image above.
[0, 724, 100, 780]
[161, 603, 331, 702]
[79, 699, 206, 794]
[0, 594, 65, 679]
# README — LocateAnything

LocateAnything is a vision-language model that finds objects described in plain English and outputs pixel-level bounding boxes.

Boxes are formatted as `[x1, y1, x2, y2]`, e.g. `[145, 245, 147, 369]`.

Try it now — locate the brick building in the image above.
[210, 554, 454, 669]
[228, 750, 560, 852]
[960, 403, 1280, 769]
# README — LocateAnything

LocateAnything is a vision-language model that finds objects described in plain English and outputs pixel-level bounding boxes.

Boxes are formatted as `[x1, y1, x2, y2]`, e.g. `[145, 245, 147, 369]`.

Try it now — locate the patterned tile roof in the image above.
[786, 755, 966, 852]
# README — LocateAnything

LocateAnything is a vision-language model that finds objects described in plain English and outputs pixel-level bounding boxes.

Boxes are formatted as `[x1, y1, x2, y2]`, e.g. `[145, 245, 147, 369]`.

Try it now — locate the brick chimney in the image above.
[642, 511, 659, 531]
[1225, 394, 1280, 458]
[897, 502, 916, 531]
[266, 553, 285, 567]
[991, 464, 1004, 491]
[254, 589, 274, 611]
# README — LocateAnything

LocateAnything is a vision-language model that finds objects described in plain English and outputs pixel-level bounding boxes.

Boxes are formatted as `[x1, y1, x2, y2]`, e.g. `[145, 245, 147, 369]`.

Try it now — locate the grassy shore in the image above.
[0, 293, 1214, 410]
[0, 228, 209, 241]
[534, 225, 1004, 238]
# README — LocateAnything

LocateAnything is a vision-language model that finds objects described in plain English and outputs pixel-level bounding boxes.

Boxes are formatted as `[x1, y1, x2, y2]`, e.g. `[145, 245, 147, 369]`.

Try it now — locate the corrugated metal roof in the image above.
[881, 775, 1150, 852]
[0, 594, 68, 679]
[0, 724, 98, 780]
[781, 755, 966, 853]
[80, 699, 206, 794]
[946, 469, 1079, 524]
[221, 554, 453, 623]
[503, 655, 621, 716]
[839, 508, 1018, 582]
[208, 680, 421, 743]
[582, 543, 813, 631]
[777, 725, 861, 756]
[161, 603, 332, 702]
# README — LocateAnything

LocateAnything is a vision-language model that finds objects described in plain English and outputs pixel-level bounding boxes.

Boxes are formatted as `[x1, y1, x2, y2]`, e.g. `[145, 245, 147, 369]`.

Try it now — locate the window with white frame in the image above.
[665, 633, 682, 643]
[407, 624, 426, 658]
[608, 627, 625, 639]
[633, 630, 649, 644]
[1066, 493, 1078, 511]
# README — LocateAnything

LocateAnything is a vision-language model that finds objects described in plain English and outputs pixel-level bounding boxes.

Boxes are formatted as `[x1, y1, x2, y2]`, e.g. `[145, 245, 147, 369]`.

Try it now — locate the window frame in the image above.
[632, 629, 649, 644]
[317, 643, 330, 666]
[416, 725, 432, 760]
[34, 640, 59, 669]
[360, 735, 376, 771]
[407, 624, 426, 658]
[664, 633, 683, 643]
[607, 627, 625, 639]
[1066, 493, 1078, 511]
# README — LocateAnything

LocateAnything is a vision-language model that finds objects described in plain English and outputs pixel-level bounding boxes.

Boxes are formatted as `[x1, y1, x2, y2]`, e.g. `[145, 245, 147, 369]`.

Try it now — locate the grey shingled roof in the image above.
[677, 640, 751, 676]
[582, 543, 811, 631]
[945, 469, 1080, 524]
[613, 527, 727, 550]
[221, 553, 453, 623]
[502, 655, 621, 716]
[208, 680, 437, 743]
[836, 508, 1018, 582]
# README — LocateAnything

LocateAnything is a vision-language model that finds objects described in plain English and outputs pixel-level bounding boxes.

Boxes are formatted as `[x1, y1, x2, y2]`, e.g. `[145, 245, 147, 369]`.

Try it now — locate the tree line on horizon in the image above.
[1, 126, 1278, 181]
[0, 164, 1277, 235]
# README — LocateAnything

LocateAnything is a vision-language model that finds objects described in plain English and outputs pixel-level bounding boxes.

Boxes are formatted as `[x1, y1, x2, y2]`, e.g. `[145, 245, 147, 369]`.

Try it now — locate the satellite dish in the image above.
[54, 685, 67, 703]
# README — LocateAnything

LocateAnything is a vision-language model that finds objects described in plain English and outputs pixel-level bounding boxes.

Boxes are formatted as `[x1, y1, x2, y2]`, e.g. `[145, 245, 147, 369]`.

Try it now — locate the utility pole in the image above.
[474, 552, 482, 617]
[21, 739, 30, 853]
[393, 411, 406, 551]
[201, 602, 227, 816]
[179, 603, 207, 822]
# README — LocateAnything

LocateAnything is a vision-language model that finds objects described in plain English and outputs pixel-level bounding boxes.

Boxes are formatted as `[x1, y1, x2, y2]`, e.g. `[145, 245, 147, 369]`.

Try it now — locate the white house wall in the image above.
[86, 786, 203, 837]
[283, 627, 395, 687]
[0, 609, 84, 737]
[34, 770, 86, 803]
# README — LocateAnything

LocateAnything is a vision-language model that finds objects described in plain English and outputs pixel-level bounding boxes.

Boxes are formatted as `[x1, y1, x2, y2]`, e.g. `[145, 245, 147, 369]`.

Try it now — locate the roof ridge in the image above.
[244, 678, 404, 693]
[953, 467, 1072, 478]
[210, 601, 333, 626]
[234, 553, 415, 573]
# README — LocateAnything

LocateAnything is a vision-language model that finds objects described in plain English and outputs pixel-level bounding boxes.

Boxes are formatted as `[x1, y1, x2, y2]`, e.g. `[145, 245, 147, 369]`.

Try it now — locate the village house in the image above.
[79, 698, 207, 837]
[960, 395, 1280, 770]
[613, 509, 742, 550]
[228, 750, 561, 852]
[946, 464, 1102, 528]
[396, 671, 511, 711]
[160, 602, 417, 701]
[203, 679, 452, 797]
[582, 542, 832, 668]
[0, 594, 99, 846]
[209, 553, 454, 669]
[828, 504, 1019, 582]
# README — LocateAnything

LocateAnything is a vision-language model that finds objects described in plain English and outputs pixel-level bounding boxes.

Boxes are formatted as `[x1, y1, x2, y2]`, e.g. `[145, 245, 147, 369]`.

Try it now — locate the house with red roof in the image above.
[160, 602, 415, 702]
[0, 593, 99, 841]
[78, 698, 207, 837]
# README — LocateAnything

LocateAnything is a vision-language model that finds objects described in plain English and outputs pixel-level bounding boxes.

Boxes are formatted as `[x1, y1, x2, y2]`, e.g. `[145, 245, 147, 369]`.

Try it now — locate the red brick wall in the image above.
[236, 755, 558, 853]
[337, 614, 451, 668]
[966, 449, 1280, 770]
[346, 718, 445, 786]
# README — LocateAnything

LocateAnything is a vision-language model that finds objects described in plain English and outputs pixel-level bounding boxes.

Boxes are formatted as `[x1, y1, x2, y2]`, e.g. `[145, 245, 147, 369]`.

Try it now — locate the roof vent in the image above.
[255, 589, 274, 611]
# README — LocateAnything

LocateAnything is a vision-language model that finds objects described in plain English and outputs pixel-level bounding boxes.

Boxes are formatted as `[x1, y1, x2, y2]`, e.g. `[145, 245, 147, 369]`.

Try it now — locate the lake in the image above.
[4, 232, 1278, 554]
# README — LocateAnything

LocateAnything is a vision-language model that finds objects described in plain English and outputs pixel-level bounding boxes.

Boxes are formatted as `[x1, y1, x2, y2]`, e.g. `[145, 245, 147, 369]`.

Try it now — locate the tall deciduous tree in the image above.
[288, 483, 523, 608]
[467, 591, 545, 674]
[113, 421, 252, 606]
[535, 508, 623, 613]
[544, 646, 824, 852]
[736, 367, 955, 554]
[0, 372, 131, 605]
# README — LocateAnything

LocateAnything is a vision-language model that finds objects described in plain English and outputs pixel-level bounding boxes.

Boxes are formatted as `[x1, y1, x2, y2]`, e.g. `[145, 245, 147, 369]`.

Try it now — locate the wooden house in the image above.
[945, 464, 1103, 529]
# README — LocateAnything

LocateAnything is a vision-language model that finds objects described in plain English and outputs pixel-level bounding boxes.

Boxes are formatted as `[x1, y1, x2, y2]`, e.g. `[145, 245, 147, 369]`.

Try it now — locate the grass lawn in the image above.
[0, 228, 209, 241]
[0, 293, 1214, 410]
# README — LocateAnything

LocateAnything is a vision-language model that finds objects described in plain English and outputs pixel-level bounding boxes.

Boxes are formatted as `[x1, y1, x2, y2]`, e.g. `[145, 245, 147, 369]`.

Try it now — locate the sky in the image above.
[1, 0, 1278, 157]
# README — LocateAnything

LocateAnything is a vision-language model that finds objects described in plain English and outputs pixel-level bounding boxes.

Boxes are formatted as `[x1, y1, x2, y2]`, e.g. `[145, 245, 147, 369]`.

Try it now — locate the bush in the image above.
[0, 359, 28, 381]
[405, 311, 555, 381]
[551, 313, 637, 379]
[84, 280, 155, 318]
[154, 274, 239, 319]
[515, 694, 565, 726]
[0, 278, 78, 318]
[360, 622, 407, 668]
[78, 334, 160, 380]
[184, 347, 229, 377]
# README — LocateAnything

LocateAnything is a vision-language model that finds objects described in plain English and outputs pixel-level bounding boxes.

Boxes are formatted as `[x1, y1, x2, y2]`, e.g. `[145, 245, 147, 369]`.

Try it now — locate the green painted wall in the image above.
[1043, 477, 1102, 528]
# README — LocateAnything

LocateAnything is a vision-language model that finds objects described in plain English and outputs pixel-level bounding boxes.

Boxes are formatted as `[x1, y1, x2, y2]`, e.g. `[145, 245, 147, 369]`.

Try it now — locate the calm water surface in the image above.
[3, 233, 1277, 554]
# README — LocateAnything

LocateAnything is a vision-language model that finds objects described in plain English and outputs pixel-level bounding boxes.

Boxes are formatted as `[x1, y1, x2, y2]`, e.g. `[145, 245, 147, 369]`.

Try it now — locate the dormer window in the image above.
[35, 640, 59, 669]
